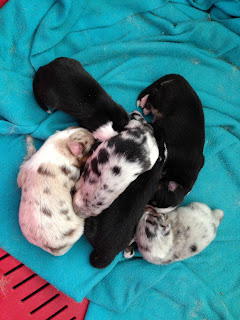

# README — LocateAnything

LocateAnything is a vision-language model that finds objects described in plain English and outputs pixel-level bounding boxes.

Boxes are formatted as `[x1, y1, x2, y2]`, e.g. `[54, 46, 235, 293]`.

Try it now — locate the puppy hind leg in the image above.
[24, 135, 36, 161]
[90, 249, 116, 269]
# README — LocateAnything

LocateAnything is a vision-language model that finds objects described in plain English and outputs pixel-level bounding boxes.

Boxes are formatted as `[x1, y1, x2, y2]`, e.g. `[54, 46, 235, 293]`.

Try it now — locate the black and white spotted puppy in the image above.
[17, 127, 95, 256]
[129, 202, 223, 265]
[73, 111, 159, 217]
[33, 57, 129, 140]
[137, 74, 205, 212]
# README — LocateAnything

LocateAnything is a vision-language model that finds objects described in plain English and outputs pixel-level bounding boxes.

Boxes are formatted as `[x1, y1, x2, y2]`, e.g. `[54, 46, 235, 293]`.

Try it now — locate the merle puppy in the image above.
[33, 57, 129, 137]
[128, 203, 224, 265]
[137, 74, 205, 212]
[73, 111, 159, 218]
[84, 156, 165, 269]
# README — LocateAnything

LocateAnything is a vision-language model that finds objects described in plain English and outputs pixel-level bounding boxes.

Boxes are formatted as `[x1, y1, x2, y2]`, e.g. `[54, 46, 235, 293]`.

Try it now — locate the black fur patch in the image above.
[190, 244, 197, 252]
[41, 206, 52, 217]
[128, 128, 143, 139]
[60, 165, 71, 175]
[186, 226, 190, 231]
[112, 166, 121, 175]
[103, 184, 108, 190]
[97, 201, 103, 206]
[82, 169, 90, 181]
[146, 219, 157, 226]
[89, 179, 97, 184]
[108, 138, 145, 163]
[145, 227, 155, 238]
[38, 165, 55, 177]
[91, 158, 101, 177]
[98, 148, 109, 164]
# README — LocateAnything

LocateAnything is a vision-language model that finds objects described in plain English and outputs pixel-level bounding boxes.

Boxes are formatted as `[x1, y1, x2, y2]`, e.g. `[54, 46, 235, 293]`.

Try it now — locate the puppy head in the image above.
[136, 205, 172, 260]
[143, 205, 171, 238]
[53, 127, 95, 167]
[149, 179, 185, 212]
[111, 105, 129, 132]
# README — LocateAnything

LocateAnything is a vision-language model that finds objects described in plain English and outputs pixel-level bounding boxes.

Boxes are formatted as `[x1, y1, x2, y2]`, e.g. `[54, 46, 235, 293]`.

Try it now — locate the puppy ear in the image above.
[67, 141, 83, 156]
[162, 223, 170, 236]
[145, 205, 158, 215]
[168, 181, 182, 192]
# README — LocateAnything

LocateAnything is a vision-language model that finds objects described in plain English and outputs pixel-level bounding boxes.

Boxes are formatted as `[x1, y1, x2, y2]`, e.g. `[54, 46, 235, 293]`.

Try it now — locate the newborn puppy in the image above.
[17, 127, 94, 256]
[73, 111, 159, 217]
[137, 74, 205, 212]
[33, 57, 129, 137]
[133, 202, 223, 265]
[84, 157, 165, 269]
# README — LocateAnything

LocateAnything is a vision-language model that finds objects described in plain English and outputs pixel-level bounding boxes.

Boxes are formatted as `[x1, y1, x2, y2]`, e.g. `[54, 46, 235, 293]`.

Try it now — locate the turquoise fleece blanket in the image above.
[0, 0, 240, 319]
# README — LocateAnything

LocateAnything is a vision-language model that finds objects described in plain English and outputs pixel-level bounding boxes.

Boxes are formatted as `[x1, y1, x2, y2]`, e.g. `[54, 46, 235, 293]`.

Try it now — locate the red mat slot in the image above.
[0, 248, 89, 320]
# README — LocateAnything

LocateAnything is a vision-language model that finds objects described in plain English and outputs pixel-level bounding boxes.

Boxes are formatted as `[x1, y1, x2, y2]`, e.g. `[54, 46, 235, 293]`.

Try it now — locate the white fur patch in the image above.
[93, 121, 118, 142]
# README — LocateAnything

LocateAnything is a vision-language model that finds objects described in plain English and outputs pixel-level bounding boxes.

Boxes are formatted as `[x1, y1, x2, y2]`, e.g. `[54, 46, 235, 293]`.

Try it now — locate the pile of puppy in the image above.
[18, 57, 224, 269]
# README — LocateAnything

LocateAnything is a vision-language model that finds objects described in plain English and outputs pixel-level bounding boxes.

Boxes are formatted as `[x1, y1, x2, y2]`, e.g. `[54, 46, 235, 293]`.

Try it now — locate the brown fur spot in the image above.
[43, 187, 51, 194]
[41, 206, 52, 217]
[46, 244, 67, 253]
[38, 165, 55, 177]
[60, 208, 69, 215]
[59, 200, 65, 206]
[23, 187, 27, 192]
[69, 174, 78, 182]
[64, 229, 75, 237]
[63, 182, 68, 188]
[60, 165, 71, 176]
[66, 216, 71, 221]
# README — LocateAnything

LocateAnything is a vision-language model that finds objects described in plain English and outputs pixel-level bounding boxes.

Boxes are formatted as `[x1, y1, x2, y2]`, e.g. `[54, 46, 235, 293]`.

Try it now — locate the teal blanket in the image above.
[0, 0, 240, 319]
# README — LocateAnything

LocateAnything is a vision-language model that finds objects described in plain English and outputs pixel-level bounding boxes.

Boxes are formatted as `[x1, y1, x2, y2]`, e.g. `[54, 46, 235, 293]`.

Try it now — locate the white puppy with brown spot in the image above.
[125, 202, 224, 264]
[17, 127, 94, 256]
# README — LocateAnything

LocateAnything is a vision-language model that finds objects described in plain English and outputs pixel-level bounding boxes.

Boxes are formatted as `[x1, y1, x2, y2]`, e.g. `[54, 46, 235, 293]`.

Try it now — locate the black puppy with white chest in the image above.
[137, 74, 205, 212]
[33, 57, 129, 134]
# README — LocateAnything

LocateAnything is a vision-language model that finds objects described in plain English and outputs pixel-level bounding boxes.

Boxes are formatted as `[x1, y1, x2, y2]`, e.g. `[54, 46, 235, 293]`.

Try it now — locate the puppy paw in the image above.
[90, 250, 114, 269]
[123, 249, 135, 259]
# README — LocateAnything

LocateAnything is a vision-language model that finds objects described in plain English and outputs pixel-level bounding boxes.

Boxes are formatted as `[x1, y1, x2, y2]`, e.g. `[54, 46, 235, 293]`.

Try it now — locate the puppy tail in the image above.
[33, 70, 49, 112]
[25, 135, 36, 161]
[213, 209, 224, 225]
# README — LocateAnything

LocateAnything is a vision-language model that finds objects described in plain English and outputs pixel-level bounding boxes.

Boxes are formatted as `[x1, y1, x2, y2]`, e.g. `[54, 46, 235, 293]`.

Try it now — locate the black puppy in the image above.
[137, 74, 205, 212]
[84, 156, 165, 269]
[33, 57, 129, 134]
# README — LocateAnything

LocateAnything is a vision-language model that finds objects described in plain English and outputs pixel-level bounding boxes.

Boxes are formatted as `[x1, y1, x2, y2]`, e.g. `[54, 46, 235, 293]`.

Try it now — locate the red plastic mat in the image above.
[0, 0, 8, 8]
[0, 248, 89, 320]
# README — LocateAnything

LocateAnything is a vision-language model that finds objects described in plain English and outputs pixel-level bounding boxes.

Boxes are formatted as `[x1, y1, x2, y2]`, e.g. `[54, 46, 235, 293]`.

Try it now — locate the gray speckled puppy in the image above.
[125, 202, 223, 264]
